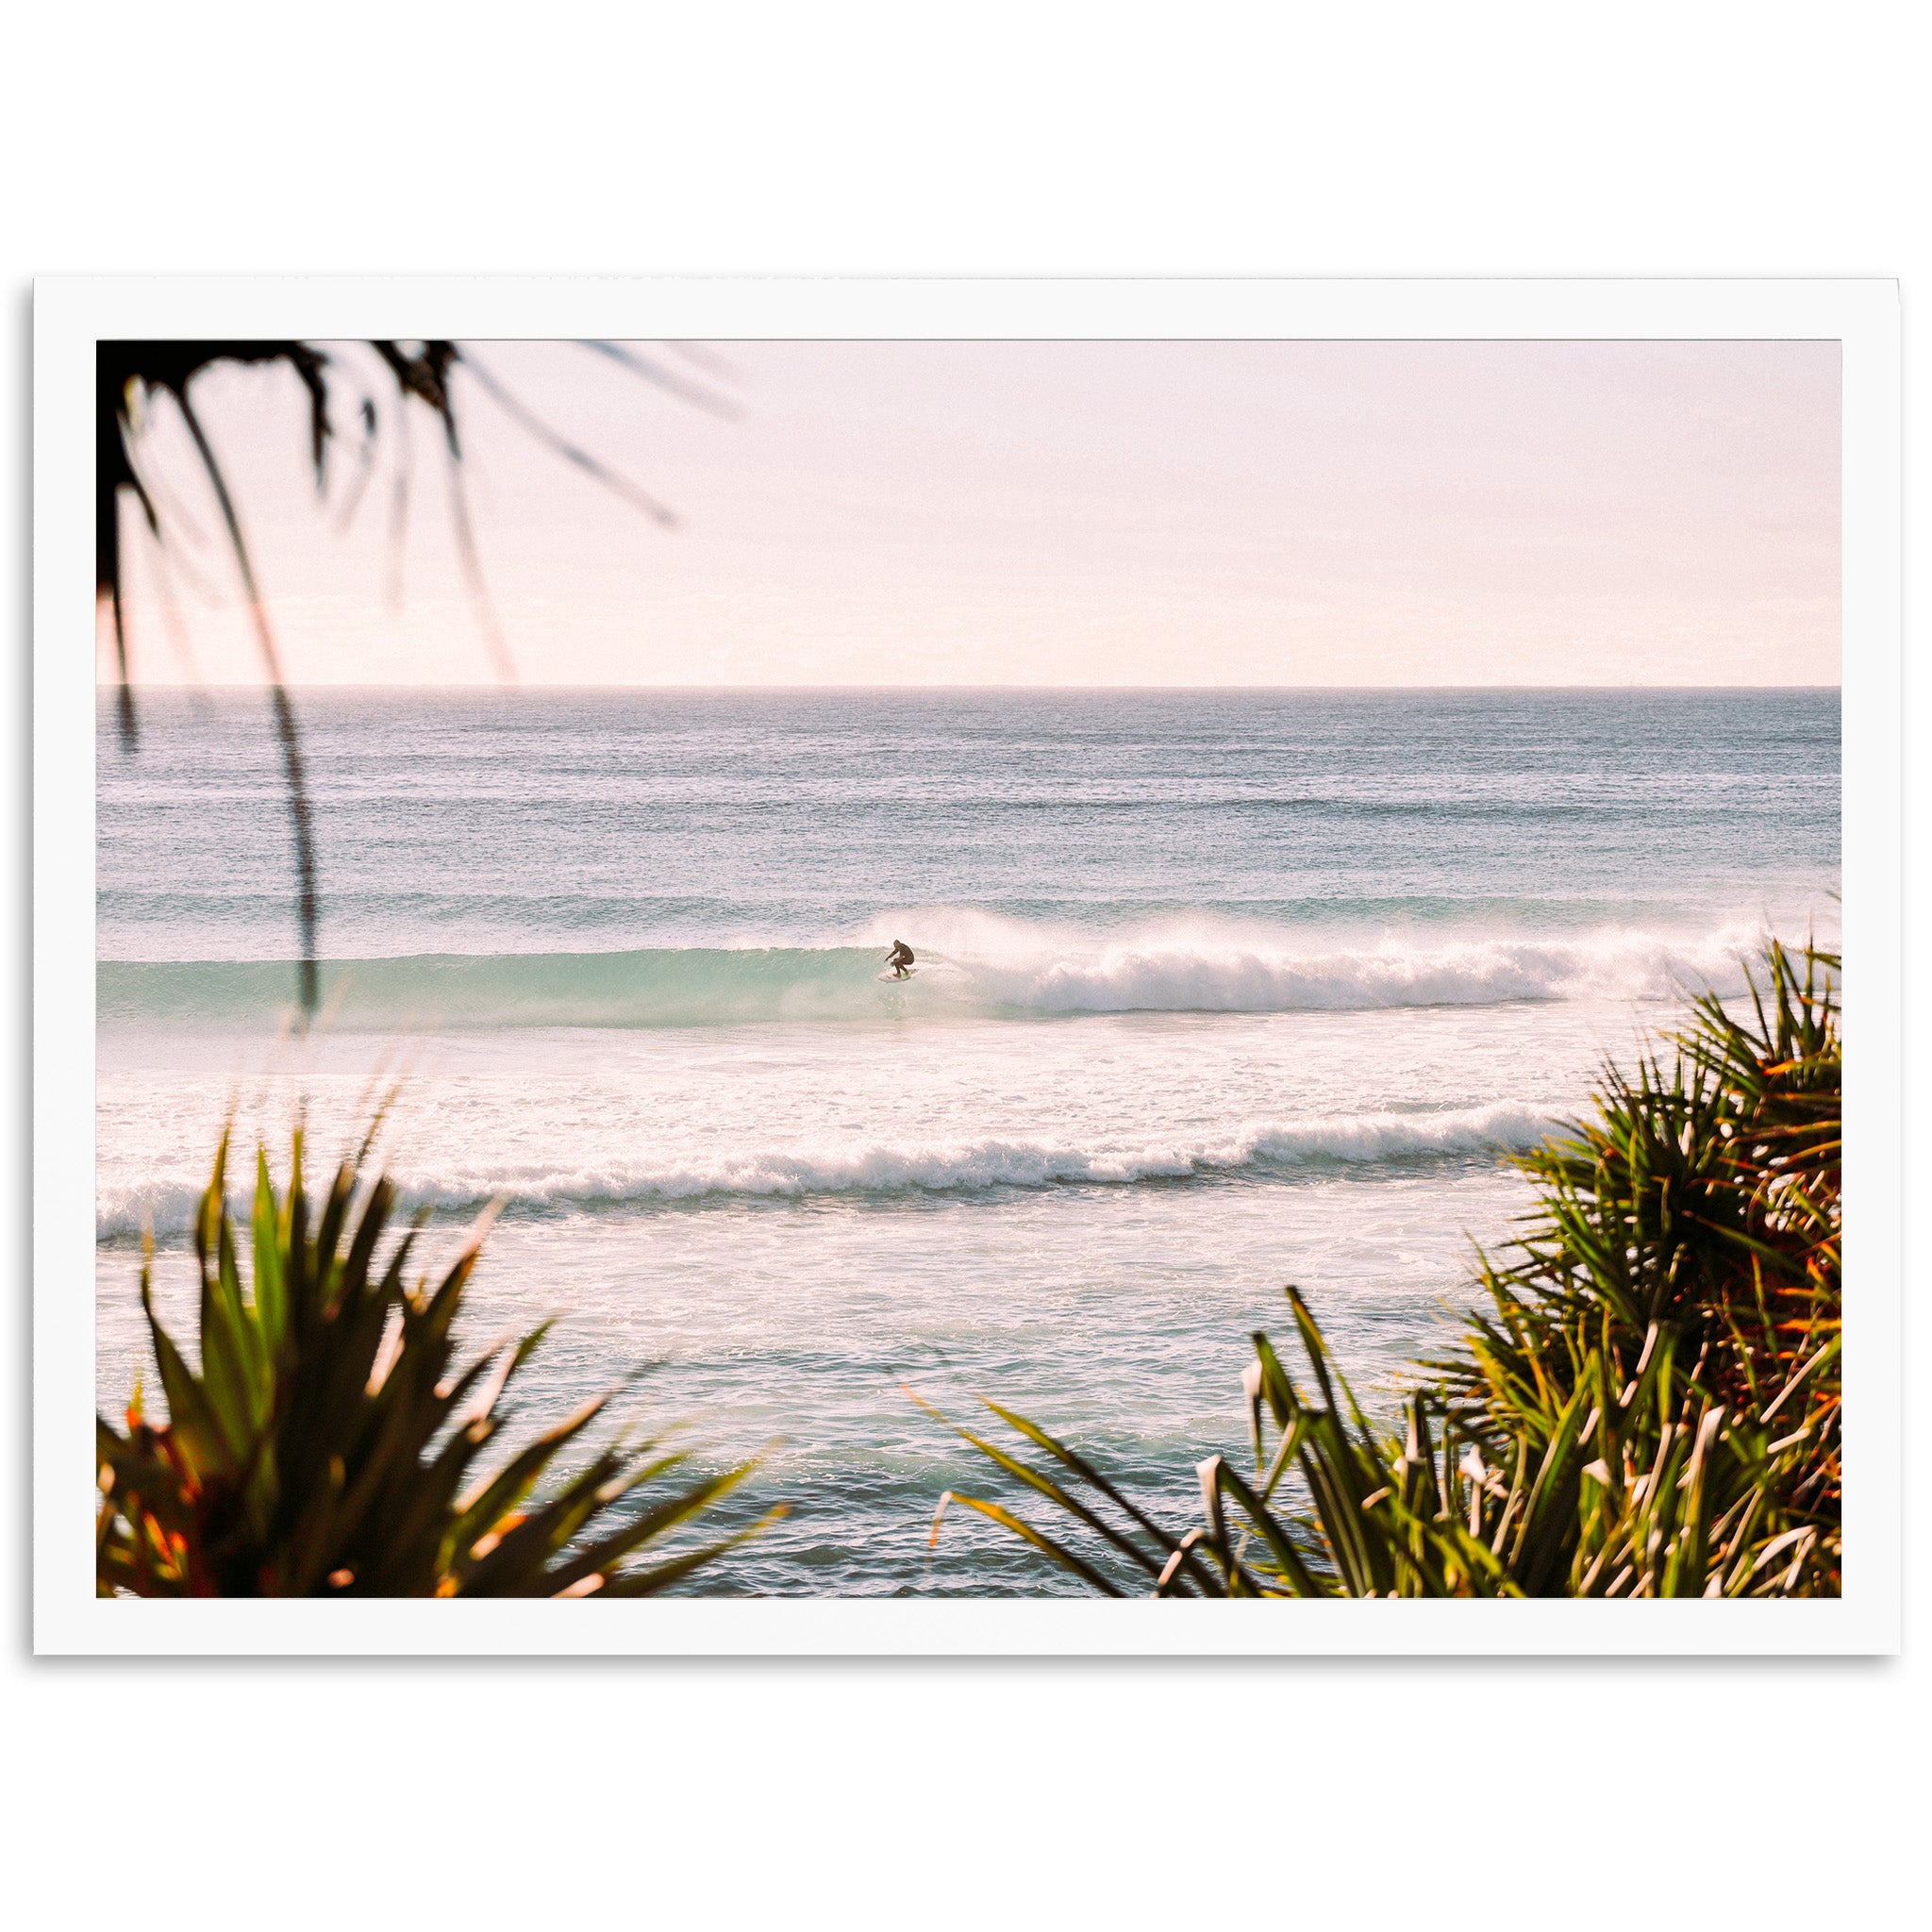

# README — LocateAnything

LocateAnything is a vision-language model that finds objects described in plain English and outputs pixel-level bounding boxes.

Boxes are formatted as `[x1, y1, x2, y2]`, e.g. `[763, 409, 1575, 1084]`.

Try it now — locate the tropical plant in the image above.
[97, 1123, 781, 1597]
[98, 338, 731, 1011]
[919, 938, 1840, 1598]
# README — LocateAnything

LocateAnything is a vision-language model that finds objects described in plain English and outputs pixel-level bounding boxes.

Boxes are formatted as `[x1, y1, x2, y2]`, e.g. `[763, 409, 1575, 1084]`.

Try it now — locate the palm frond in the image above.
[922, 939, 1840, 1600]
[97, 1126, 780, 1598]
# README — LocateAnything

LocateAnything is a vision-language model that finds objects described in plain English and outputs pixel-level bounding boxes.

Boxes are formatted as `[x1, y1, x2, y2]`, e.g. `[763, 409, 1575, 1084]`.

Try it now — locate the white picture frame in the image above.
[37, 275, 1900, 1656]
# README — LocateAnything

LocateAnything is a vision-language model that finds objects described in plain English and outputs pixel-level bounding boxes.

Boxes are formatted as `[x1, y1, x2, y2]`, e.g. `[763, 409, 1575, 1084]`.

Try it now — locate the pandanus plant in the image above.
[97, 1125, 781, 1597]
[921, 939, 1840, 1599]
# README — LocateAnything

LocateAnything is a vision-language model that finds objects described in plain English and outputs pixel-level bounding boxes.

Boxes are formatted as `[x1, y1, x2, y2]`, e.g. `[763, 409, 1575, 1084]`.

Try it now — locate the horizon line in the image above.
[99, 680, 1844, 695]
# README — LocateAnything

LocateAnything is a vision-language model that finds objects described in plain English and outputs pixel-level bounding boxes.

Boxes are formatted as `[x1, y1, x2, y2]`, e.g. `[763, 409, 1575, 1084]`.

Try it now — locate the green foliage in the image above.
[97, 1125, 781, 1597]
[922, 940, 1840, 1599]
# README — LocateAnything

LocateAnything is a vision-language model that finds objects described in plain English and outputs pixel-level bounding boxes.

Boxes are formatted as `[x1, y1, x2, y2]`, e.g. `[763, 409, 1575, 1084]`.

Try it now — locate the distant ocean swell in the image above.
[98, 924, 1768, 1029]
[94, 1100, 1561, 1237]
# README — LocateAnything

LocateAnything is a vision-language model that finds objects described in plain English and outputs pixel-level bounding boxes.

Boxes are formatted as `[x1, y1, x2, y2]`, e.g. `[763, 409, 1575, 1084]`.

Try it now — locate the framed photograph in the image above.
[35, 276, 1899, 1654]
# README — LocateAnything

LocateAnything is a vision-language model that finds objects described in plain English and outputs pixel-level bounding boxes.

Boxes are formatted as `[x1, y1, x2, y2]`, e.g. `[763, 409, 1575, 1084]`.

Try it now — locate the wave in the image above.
[97, 920, 1773, 1030]
[952, 927, 1765, 1016]
[95, 1100, 1560, 1236]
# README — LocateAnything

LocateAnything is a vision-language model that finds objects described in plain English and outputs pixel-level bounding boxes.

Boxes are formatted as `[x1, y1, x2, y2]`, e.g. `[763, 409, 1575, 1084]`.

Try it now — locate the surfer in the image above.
[884, 940, 916, 980]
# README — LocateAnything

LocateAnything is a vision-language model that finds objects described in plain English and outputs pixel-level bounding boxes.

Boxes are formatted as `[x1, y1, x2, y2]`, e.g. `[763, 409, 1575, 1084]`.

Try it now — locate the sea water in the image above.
[95, 688, 1840, 1594]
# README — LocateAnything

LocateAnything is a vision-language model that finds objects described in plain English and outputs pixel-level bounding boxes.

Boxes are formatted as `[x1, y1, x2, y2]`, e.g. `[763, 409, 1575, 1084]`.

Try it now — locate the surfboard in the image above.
[876, 968, 916, 982]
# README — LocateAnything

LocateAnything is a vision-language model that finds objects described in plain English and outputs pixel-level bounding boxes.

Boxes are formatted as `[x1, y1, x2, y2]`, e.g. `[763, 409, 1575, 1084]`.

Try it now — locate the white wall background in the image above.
[6, 5, 1921, 1927]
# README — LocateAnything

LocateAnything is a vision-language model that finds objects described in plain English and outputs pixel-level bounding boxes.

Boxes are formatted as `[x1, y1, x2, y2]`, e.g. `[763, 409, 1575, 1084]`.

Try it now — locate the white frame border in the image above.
[36, 276, 1901, 1656]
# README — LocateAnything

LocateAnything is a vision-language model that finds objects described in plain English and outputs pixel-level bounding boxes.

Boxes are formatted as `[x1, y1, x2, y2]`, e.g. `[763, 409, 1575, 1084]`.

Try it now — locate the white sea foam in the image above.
[99, 918, 1783, 1028]
[96, 1099, 1560, 1236]
[868, 911, 1772, 1015]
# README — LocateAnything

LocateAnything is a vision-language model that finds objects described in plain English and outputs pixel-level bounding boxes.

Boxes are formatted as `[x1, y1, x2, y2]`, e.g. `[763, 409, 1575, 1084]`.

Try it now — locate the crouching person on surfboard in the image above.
[884, 940, 916, 980]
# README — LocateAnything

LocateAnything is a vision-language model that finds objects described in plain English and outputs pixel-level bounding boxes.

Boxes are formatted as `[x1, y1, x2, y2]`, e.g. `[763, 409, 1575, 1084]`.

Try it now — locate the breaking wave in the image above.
[96, 1099, 1560, 1236]
[98, 920, 1770, 1030]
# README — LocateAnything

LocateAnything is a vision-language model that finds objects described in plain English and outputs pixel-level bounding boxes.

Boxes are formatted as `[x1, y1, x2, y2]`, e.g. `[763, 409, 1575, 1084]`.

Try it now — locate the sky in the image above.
[104, 338, 1840, 687]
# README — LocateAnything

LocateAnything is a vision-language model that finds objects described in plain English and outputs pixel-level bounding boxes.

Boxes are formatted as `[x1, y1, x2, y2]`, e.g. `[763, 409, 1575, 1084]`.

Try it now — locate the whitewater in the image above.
[98, 920, 1771, 1029]
[97, 1098, 1569, 1237]
[96, 687, 1840, 1595]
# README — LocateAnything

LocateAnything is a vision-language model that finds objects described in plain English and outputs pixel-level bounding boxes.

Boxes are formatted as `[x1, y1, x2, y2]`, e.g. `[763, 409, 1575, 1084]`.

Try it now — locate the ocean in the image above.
[95, 687, 1841, 1594]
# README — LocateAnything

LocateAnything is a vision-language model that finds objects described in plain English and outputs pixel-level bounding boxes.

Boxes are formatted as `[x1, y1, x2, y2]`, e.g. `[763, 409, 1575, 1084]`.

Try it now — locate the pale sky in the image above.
[106, 338, 1840, 687]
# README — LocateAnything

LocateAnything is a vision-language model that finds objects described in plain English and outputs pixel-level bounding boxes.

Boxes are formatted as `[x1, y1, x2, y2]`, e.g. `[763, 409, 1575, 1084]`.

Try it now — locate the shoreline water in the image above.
[96, 687, 1840, 1593]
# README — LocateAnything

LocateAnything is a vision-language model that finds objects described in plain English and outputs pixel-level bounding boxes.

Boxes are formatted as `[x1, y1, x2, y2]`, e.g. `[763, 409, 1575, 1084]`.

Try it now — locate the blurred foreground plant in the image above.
[99, 340, 729, 1013]
[97, 1125, 781, 1597]
[920, 939, 1840, 1599]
